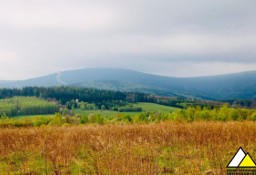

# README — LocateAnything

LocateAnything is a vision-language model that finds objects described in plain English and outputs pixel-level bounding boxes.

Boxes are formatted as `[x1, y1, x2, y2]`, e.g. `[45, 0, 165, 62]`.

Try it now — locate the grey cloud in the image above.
[0, 0, 255, 79]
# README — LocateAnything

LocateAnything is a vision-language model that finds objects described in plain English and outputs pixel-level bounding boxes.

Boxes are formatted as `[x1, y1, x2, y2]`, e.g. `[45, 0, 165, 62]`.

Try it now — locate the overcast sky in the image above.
[0, 0, 256, 80]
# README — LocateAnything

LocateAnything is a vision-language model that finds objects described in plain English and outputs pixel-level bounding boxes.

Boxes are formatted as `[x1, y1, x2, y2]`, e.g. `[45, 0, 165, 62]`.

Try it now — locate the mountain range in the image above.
[1, 68, 256, 100]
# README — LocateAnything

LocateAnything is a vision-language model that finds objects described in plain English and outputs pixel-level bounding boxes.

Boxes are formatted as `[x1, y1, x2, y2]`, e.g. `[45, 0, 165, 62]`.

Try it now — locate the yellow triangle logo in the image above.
[239, 154, 256, 167]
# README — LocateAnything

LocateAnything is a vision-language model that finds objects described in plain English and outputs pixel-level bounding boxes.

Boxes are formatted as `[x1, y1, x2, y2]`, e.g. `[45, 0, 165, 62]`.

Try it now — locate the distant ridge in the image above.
[1, 68, 256, 100]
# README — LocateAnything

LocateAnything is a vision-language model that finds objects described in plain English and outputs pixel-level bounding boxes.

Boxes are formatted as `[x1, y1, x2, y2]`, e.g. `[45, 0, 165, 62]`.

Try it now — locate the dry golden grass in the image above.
[0, 121, 256, 174]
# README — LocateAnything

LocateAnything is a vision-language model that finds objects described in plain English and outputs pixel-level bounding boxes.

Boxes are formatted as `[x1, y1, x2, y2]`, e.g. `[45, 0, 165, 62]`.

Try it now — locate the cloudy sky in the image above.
[0, 0, 256, 80]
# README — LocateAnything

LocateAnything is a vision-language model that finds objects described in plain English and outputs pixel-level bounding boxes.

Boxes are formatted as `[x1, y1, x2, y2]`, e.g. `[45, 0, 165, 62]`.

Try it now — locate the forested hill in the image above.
[1, 68, 256, 100]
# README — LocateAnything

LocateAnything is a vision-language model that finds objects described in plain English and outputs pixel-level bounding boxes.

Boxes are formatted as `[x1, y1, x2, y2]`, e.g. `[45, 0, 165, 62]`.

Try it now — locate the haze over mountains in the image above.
[1, 68, 256, 100]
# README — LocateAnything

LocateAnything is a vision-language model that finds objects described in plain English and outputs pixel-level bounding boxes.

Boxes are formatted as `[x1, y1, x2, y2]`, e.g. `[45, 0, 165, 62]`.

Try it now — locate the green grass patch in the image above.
[74, 109, 140, 116]
[133, 102, 178, 112]
[74, 102, 177, 116]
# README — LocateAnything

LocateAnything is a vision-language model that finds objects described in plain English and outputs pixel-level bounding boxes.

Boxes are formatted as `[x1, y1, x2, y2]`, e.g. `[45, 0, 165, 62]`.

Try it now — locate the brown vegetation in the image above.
[0, 121, 256, 174]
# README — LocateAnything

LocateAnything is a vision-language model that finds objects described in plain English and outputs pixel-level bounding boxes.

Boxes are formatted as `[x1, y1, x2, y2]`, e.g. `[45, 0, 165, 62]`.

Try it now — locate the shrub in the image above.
[49, 113, 63, 126]
[80, 115, 89, 124]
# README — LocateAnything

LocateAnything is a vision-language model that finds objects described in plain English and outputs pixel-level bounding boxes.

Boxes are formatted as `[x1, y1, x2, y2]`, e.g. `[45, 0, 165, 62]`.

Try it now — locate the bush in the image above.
[49, 113, 63, 126]
[249, 112, 256, 121]
[80, 115, 89, 124]
[133, 112, 149, 122]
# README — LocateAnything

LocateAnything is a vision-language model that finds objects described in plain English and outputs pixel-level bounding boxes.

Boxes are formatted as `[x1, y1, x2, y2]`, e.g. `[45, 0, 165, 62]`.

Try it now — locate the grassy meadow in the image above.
[1, 96, 256, 174]
[0, 121, 256, 174]
[74, 102, 177, 116]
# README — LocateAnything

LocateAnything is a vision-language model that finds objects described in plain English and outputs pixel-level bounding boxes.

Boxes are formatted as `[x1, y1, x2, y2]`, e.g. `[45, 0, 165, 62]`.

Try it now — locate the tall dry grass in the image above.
[0, 121, 256, 174]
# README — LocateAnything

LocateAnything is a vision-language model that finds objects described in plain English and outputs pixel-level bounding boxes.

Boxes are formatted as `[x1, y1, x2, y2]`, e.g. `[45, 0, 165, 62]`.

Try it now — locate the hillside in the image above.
[1, 68, 256, 100]
[0, 96, 59, 116]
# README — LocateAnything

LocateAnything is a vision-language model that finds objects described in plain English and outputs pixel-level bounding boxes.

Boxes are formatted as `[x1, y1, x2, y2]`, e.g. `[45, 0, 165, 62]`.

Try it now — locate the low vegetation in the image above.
[0, 121, 255, 174]
[0, 104, 255, 128]
[0, 87, 255, 174]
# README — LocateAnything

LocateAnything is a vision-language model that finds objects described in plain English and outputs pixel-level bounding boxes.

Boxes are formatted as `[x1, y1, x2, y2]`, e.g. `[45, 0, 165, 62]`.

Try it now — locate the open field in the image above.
[133, 102, 178, 112]
[74, 108, 140, 117]
[74, 102, 177, 116]
[0, 121, 256, 174]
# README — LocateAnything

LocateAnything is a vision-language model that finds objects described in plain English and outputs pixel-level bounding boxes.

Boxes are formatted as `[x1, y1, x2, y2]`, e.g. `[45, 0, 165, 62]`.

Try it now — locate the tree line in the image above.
[0, 87, 222, 110]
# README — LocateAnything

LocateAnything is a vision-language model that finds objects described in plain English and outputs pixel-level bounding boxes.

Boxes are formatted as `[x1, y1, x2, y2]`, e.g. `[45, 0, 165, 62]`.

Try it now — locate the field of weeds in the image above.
[0, 121, 256, 174]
